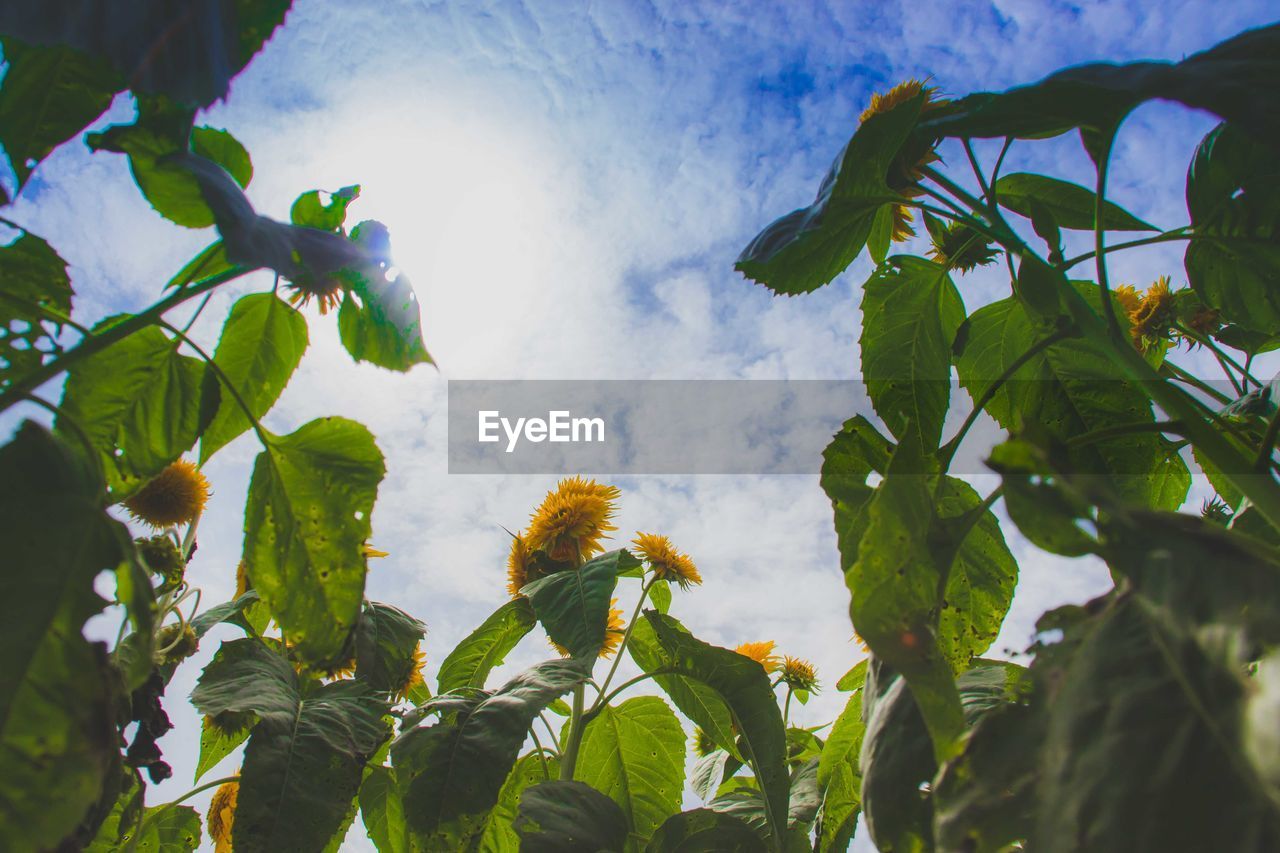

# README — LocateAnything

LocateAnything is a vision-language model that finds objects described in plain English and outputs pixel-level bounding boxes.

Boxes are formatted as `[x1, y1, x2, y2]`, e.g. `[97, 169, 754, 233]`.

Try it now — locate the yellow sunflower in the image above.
[632, 532, 702, 589]
[507, 532, 534, 598]
[396, 643, 427, 700]
[1128, 275, 1176, 350]
[207, 780, 239, 853]
[235, 560, 251, 598]
[551, 598, 626, 659]
[123, 459, 210, 528]
[859, 79, 949, 242]
[526, 477, 619, 563]
[735, 640, 781, 674]
[1113, 284, 1142, 315]
[781, 656, 820, 693]
[285, 272, 344, 314]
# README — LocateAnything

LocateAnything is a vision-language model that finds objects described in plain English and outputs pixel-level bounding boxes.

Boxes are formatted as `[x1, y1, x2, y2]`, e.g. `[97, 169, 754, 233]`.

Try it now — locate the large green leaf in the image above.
[57, 322, 220, 499]
[627, 615, 740, 762]
[243, 417, 385, 666]
[359, 765, 410, 853]
[640, 611, 790, 849]
[200, 293, 309, 463]
[391, 658, 591, 847]
[954, 292, 1190, 509]
[646, 809, 767, 852]
[0, 230, 72, 389]
[0, 38, 120, 187]
[194, 715, 250, 783]
[994, 173, 1156, 231]
[920, 24, 1280, 145]
[521, 549, 637, 659]
[476, 752, 560, 852]
[354, 601, 426, 696]
[335, 220, 432, 371]
[437, 597, 536, 696]
[1185, 123, 1280, 335]
[1032, 597, 1280, 851]
[0, 0, 292, 108]
[514, 780, 630, 853]
[576, 697, 685, 850]
[735, 92, 927, 295]
[817, 683, 866, 852]
[130, 805, 203, 852]
[190, 639, 391, 853]
[291, 185, 361, 232]
[858, 256, 965, 449]
[0, 423, 125, 850]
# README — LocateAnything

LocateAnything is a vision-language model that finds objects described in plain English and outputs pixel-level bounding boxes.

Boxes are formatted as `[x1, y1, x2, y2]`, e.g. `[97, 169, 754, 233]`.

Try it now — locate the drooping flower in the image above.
[632, 532, 702, 589]
[207, 780, 239, 853]
[735, 640, 781, 674]
[692, 727, 718, 758]
[550, 598, 626, 659]
[155, 623, 199, 665]
[507, 532, 534, 598]
[1128, 275, 1177, 351]
[123, 459, 210, 528]
[859, 79, 949, 242]
[526, 477, 620, 563]
[285, 272, 345, 314]
[396, 643, 427, 700]
[781, 656, 820, 693]
[927, 221, 999, 273]
[137, 534, 185, 591]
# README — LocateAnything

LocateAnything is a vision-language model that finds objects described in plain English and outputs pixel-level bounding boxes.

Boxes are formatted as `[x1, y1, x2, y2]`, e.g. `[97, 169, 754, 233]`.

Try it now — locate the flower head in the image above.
[123, 459, 210, 528]
[859, 79, 949, 243]
[735, 640, 781, 674]
[1128, 275, 1177, 351]
[551, 598, 625, 659]
[507, 532, 535, 597]
[285, 272, 344, 314]
[526, 477, 620, 563]
[928, 221, 999, 273]
[1113, 284, 1142, 316]
[235, 560, 251, 598]
[781, 656, 820, 693]
[155, 623, 199, 665]
[692, 727, 718, 758]
[859, 79, 942, 124]
[137, 535, 185, 591]
[396, 643, 427, 700]
[632, 533, 702, 589]
[208, 780, 239, 853]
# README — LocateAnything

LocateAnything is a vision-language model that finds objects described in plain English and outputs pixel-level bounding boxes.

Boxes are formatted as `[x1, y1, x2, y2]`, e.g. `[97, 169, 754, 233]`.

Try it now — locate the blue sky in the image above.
[6, 1, 1278, 849]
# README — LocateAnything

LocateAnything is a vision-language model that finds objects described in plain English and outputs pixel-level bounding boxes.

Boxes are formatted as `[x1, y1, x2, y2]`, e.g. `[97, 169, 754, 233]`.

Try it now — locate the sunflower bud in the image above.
[137, 535, 185, 591]
[155, 623, 199, 665]
[781, 656, 820, 693]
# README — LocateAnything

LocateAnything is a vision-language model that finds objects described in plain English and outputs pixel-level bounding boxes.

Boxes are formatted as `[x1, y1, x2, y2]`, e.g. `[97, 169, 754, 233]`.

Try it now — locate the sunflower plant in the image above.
[736, 22, 1280, 853]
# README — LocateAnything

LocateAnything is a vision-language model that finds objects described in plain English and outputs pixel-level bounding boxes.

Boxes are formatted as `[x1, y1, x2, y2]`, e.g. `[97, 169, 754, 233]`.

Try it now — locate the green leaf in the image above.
[735, 92, 927, 295]
[858, 256, 965, 449]
[355, 601, 426, 696]
[646, 809, 767, 852]
[190, 639, 391, 853]
[193, 127, 252, 187]
[131, 804, 202, 852]
[0, 1, 291, 108]
[834, 659, 868, 693]
[360, 765, 410, 853]
[84, 770, 145, 852]
[649, 579, 672, 614]
[690, 751, 736, 802]
[0, 39, 120, 187]
[1185, 123, 1280, 335]
[0, 423, 127, 850]
[786, 757, 821, 834]
[627, 614, 739, 761]
[336, 249, 432, 371]
[921, 24, 1280, 144]
[576, 697, 685, 850]
[0, 230, 72, 389]
[57, 322, 220, 499]
[392, 658, 591, 846]
[194, 715, 250, 783]
[522, 549, 637, 659]
[954, 292, 1190, 509]
[515, 780, 630, 853]
[165, 241, 233, 290]
[189, 590, 262, 639]
[243, 417, 385, 666]
[200, 292, 308, 462]
[476, 752, 560, 852]
[1032, 597, 1280, 850]
[640, 611, 790, 848]
[291, 185, 361, 232]
[994, 173, 1155, 230]
[437, 597, 536, 696]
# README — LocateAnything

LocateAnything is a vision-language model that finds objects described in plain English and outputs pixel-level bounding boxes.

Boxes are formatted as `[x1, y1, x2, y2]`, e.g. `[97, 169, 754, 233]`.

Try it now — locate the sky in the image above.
[5, 1, 1278, 849]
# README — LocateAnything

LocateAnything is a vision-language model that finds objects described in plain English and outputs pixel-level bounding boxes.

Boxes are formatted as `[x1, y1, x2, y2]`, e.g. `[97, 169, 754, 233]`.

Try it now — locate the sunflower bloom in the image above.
[859, 79, 948, 242]
[781, 656, 820, 693]
[123, 459, 210, 528]
[207, 780, 239, 853]
[285, 273, 344, 314]
[928, 221, 999, 273]
[551, 598, 626, 659]
[396, 643, 427, 700]
[526, 477, 620, 563]
[1128, 275, 1176, 351]
[692, 727, 718, 758]
[632, 533, 702, 589]
[735, 640, 781, 674]
[235, 560, 251, 598]
[1113, 284, 1142, 315]
[507, 532, 534, 597]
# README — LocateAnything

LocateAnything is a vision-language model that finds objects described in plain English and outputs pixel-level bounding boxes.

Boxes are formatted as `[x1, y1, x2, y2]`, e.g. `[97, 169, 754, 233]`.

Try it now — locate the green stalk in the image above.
[558, 684, 586, 781]
[592, 576, 655, 710]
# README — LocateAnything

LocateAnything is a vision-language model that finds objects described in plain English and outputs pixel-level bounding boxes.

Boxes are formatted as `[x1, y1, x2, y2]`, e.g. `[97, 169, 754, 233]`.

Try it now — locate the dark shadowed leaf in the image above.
[359, 765, 410, 853]
[437, 597, 536, 696]
[0, 230, 72, 390]
[355, 601, 426, 696]
[131, 804, 202, 852]
[200, 293, 308, 462]
[994, 173, 1156, 231]
[243, 417, 385, 666]
[476, 752, 560, 851]
[194, 715, 250, 783]
[646, 809, 766, 852]
[521, 549, 637, 659]
[515, 780, 629, 853]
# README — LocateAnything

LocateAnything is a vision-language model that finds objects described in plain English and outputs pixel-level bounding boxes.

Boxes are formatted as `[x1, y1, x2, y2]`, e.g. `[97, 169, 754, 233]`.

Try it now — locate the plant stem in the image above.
[1176, 323, 1259, 389]
[559, 684, 586, 781]
[963, 138, 992, 203]
[1059, 229, 1193, 270]
[529, 726, 551, 781]
[0, 266, 249, 415]
[1092, 136, 1125, 343]
[589, 671, 666, 720]
[783, 686, 793, 727]
[592, 576, 655, 710]
[989, 137, 1013, 198]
